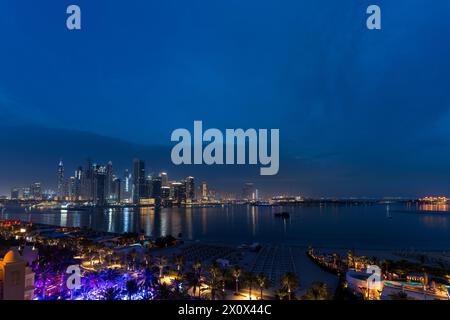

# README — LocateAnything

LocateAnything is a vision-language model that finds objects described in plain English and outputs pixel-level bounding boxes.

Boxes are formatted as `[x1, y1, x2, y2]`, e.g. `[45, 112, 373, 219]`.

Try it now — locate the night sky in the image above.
[1, 0, 450, 197]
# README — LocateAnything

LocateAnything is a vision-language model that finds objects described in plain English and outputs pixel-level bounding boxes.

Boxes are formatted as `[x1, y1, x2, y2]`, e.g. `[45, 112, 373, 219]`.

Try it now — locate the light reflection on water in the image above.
[419, 203, 449, 212]
[1, 204, 450, 250]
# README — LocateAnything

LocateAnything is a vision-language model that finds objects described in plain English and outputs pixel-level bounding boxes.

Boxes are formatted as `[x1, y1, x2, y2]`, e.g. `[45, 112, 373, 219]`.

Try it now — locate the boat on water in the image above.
[274, 211, 290, 219]
[386, 205, 392, 219]
[251, 201, 273, 207]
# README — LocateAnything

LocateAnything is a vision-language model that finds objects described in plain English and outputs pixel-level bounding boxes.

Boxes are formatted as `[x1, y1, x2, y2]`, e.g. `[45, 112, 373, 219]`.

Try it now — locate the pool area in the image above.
[383, 281, 449, 300]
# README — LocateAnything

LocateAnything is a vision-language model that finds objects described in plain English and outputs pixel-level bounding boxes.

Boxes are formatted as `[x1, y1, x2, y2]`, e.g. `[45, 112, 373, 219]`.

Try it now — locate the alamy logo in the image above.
[66, 5, 81, 30]
[366, 265, 382, 289]
[66, 265, 81, 290]
[366, 5, 381, 30]
[171, 121, 279, 175]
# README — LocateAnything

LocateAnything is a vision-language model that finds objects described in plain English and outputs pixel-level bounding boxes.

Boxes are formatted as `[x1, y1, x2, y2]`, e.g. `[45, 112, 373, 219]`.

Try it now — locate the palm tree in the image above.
[302, 282, 332, 300]
[207, 263, 223, 300]
[256, 273, 269, 300]
[422, 272, 429, 300]
[138, 267, 155, 299]
[389, 291, 409, 300]
[100, 268, 121, 286]
[204, 275, 224, 300]
[186, 271, 200, 298]
[193, 260, 202, 277]
[38, 261, 54, 299]
[129, 249, 138, 270]
[332, 253, 338, 269]
[156, 283, 173, 300]
[347, 250, 354, 269]
[275, 289, 288, 300]
[154, 256, 168, 281]
[193, 260, 202, 297]
[174, 255, 185, 275]
[125, 279, 139, 300]
[232, 265, 241, 294]
[102, 287, 121, 300]
[244, 272, 257, 300]
[281, 272, 299, 300]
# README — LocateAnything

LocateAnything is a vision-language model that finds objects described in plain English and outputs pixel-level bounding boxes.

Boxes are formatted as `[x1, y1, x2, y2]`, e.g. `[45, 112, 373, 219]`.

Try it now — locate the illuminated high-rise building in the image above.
[68, 177, 76, 199]
[30, 183, 42, 200]
[185, 176, 195, 202]
[112, 177, 121, 203]
[93, 165, 106, 206]
[132, 159, 146, 204]
[22, 188, 31, 200]
[242, 182, 255, 201]
[201, 181, 208, 202]
[105, 161, 114, 200]
[82, 158, 94, 201]
[122, 169, 132, 202]
[160, 172, 168, 187]
[74, 167, 83, 200]
[161, 186, 170, 200]
[171, 182, 186, 206]
[57, 160, 65, 199]
[151, 176, 162, 197]
[10, 188, 20, 200]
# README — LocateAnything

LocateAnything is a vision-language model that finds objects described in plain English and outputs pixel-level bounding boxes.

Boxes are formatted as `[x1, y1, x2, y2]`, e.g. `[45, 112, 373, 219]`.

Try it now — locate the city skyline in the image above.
[4, 154, 450, 201]
[4, 158, 262, 203]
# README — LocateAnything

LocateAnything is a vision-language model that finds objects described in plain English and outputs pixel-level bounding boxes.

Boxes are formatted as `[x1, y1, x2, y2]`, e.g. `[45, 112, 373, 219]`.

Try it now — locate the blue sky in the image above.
[1, 0, 450, 197]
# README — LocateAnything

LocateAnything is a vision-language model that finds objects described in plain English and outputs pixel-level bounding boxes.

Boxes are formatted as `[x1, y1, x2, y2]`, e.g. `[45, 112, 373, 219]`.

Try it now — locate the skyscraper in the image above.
[132, 159, 146, 204]
[151, 176, 162, 206]
[10, 188, 20, 200]
[82, 159, 94, 201]
[74, 167, 83, 200]
[160, 172, 168, 187]
[22, 188, 31, 199]
[122, 169, 132, 202]
[57, 160, 65, 200]
[93, 165, 106, 206]
[161, 186, 170, 200]
[67, 176, 76, 199]
[242, 183, 256, 201]
[185, 176, 195, 203]
[30, 183, 42, 200]
[112, 177, 121, 203]
[201, 181, 208, 202]
[171, 182, 186, 206]
[105, 161, 114, 200]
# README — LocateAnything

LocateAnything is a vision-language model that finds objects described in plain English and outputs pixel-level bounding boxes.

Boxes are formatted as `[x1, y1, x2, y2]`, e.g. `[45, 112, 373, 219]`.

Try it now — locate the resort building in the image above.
[0, 250, 35, 300]
[346, 269, 383, 299]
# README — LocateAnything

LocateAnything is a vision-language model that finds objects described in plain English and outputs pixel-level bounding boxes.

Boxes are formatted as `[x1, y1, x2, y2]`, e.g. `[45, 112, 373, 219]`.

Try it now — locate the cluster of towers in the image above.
[57, 159, 121, 205]
[56, 159, 199, 206]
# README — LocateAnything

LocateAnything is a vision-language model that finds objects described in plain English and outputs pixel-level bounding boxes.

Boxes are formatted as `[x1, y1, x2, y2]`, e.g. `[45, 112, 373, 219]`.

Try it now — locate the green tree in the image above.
[102, 287, 121, 300]
[125, 279, 139, 300]
[174, 255, 185, 275]
[232, 265, 241, 294]
[256, 273, 270, 300]
[154, 256, 168, 280]
[244, 272, 257, 300]
[347, 250, 354, 269]
[302, 282, 332, 300]
[186, 271, 200, 298]
[389, 291, 409, 300]
[193, 260, 202, 297]
[206, 263, 223, 300]
[281, 272, 299, 300]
